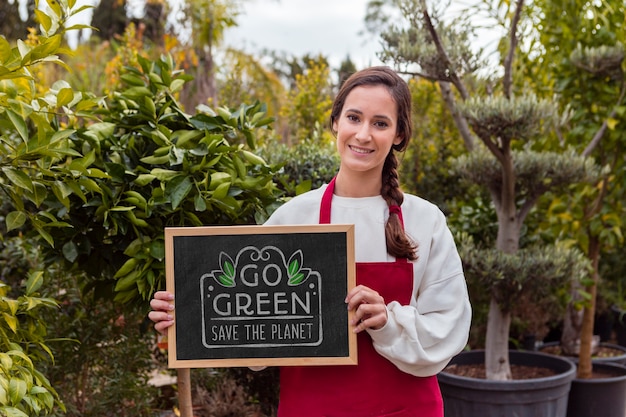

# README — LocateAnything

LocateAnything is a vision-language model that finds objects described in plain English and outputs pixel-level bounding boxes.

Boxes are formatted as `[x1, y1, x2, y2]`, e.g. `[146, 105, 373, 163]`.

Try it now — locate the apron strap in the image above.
[319, 177, 335, 224]
[319, 176, 408, 263]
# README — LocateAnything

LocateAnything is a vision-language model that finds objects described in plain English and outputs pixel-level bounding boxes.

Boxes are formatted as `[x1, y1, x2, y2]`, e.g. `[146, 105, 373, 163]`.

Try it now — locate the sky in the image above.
[15, 0, 498, 70]
[223, 0, 385, 68]
[19, 0, 385, 67]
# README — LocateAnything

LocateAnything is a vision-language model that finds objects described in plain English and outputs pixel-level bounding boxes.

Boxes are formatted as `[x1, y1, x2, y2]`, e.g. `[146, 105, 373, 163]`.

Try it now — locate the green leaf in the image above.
[8, 378, 26, 405]
[62, 241, 78, 262]
[212, 182, 230, 200]
[165, 176, 192, 209]
[120, 73, 146, 86]
[57, 87, 73, 107]
[289, 272, 305, 286]
[2, 167, 34, 192]
[2, 406, 29, 417]
[218, 274, 234, 287]
[0, 36, 11, 63]
[194, 193, 207, 211]
[223, 261, 235, 278]
[150, 168, 178, 181]
[6, 211, 26, 231]
[0, 384, 7, 405]
[114, 258, 138, 279]
[134, 174, 156, 186]
[46, 0, 62, 17]
[3, 313, 18, 333]
[34, 10, 53, 34]
[25, 271, 44, 295]
[5, 109, 29, 142]
[288, 259, 299, 276]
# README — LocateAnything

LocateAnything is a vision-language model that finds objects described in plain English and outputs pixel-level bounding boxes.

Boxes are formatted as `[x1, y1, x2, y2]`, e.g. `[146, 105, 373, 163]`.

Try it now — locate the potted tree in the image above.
[370, 0, 594, 415]
[509, 1, 626, 416]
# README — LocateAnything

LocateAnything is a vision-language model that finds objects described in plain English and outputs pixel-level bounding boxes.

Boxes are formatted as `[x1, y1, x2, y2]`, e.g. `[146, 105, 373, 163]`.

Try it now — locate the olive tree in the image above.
[368, 0, 595, 380]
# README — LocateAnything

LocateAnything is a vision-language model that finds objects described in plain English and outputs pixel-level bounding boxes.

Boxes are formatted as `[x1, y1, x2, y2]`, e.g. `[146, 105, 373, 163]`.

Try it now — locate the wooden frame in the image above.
[165, 224, 357, 368]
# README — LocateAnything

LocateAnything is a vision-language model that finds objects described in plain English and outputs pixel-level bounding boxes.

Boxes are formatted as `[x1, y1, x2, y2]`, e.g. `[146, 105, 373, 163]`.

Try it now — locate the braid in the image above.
[330, 66, 417, 259]
[382, 152, 418, 261]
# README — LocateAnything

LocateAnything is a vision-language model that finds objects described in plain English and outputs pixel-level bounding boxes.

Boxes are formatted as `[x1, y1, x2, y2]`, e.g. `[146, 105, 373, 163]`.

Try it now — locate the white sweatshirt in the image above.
[264, 184, 472, 376]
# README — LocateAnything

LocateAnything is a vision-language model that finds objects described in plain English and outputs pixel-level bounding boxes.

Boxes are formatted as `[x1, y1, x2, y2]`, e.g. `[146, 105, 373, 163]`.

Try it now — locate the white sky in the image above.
[33, 0, 382, 67]
[15, 0, 499, 70]
[224, 0, 384, 68]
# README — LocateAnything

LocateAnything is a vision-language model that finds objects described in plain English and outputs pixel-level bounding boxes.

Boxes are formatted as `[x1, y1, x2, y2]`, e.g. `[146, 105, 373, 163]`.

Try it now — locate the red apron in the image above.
[277, 178, 443, 417]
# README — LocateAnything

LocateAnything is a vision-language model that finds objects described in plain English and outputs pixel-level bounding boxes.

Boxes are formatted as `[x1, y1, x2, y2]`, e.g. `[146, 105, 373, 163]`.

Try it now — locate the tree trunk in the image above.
[578, 235, 600, 379]
[485, 298, 513, 380]
[178, 368, 194, 417]
[561, 282, 584, 355]
[484, 150, 519, 380]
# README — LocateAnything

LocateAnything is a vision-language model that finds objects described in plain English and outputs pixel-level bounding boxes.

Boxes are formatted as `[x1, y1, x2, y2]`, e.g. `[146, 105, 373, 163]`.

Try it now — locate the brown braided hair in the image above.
[330, 66, 418, 260]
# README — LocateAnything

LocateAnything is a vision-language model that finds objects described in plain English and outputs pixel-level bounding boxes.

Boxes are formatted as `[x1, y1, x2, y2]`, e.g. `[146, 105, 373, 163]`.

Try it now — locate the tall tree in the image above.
[337, 55, 358, 88]
[369, 0, 594, 381]
[0, 0, 27, 41]
[176, 0, 242, 110]
[522, 0, 626, 379]
[91, 0, 128, 41]
[141, 0, 166, 45]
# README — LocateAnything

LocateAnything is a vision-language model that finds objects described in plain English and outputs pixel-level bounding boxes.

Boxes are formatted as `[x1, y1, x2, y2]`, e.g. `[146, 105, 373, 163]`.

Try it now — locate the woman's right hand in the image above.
[148, 290, 175, 335]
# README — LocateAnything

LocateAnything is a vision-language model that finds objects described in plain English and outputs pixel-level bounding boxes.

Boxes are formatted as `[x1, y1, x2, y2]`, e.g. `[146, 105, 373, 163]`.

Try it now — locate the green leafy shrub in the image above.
[0, 237, 64, 416]
[43, 54, 281, 305]
[42, 271, 161, 417]
[261, 138, 339, 198]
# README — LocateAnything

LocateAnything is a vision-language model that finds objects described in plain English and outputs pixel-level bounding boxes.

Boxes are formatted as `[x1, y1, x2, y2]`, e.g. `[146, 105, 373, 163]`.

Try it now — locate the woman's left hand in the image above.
[345, 285, 387, 333]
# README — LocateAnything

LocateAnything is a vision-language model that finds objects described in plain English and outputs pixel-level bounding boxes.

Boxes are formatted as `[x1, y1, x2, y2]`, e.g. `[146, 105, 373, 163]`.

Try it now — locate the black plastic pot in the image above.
[438, 350, 576, 417]
[566, 362, 626, 417]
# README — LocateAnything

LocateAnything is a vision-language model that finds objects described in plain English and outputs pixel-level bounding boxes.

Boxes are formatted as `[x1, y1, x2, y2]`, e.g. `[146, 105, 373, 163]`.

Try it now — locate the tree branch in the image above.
[503, 0, 524, 98]
[419, 0, 470, 100]
[582, 81, 626, 157]
[439, 82, 475, 151]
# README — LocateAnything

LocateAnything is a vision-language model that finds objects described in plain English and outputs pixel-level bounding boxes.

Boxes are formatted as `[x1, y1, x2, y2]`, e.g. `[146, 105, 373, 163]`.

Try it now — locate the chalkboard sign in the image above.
[165, 224, 357, 368]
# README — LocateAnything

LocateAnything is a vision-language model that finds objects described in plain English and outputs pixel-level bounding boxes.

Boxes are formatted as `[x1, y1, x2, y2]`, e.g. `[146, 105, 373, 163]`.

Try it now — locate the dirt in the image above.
[443, 345, 626, 380]
[539, 344, 625, 359]
[443, 363, 557, 379]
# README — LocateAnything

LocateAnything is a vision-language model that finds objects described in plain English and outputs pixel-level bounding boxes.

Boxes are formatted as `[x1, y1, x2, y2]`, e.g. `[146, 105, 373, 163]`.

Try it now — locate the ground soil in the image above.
[444, 345, 626, 380]
[443, 363, 557, 379]
[539, 344, 625, 360]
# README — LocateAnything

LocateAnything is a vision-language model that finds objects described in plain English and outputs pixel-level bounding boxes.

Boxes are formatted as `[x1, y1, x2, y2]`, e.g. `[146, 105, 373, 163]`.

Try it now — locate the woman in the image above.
[150, 66, 471, 417]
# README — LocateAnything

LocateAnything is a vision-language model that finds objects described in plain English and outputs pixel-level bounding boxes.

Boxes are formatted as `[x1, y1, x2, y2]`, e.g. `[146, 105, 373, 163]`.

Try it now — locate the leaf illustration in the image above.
[288, 259, 299, 276]
[218, 274, 234, 287]
[288, 268, 311, 286]
[219, 252, 235, 279]
[211, 252, 236, 287]
[287, 250, 303, 276]
[223, 260, 234, 278]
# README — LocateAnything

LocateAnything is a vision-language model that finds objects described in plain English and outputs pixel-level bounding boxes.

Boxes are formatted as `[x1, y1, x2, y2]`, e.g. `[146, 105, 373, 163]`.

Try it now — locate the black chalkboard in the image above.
[164, 224, 356, 368]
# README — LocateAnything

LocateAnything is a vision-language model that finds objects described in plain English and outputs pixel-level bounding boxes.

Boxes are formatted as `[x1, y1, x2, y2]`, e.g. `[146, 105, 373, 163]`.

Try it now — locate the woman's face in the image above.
[333, 85, 402, 177]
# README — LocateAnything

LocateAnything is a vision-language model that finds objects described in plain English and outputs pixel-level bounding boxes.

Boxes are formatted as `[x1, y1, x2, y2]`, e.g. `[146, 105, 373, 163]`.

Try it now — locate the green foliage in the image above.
[40, 54, 280, 305]
[43, 271, 161, 417]
[0, 238, 64, 416]
[399, 78, 468, 212]
[376, 0, 483, 80]
[458, 233, 591, 316]
[260, 139, 339, 198]
[279, 61, 334, 144]
[459, 94, 555, 143]
[454, 147, 599, 204]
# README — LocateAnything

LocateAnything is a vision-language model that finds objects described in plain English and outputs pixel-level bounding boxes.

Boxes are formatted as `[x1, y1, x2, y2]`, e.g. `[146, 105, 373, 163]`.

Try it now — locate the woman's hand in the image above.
[148, 291, 175, 334]
[345, 285, 387, 333]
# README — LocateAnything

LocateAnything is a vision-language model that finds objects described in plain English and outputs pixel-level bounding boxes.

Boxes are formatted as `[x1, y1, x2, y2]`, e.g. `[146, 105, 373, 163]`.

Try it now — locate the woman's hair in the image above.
[330, 66, 418, 261]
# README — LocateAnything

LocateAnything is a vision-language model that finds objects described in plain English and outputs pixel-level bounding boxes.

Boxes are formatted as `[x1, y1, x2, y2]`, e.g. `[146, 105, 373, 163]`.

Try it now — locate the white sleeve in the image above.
[367, 209, 472, 377]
